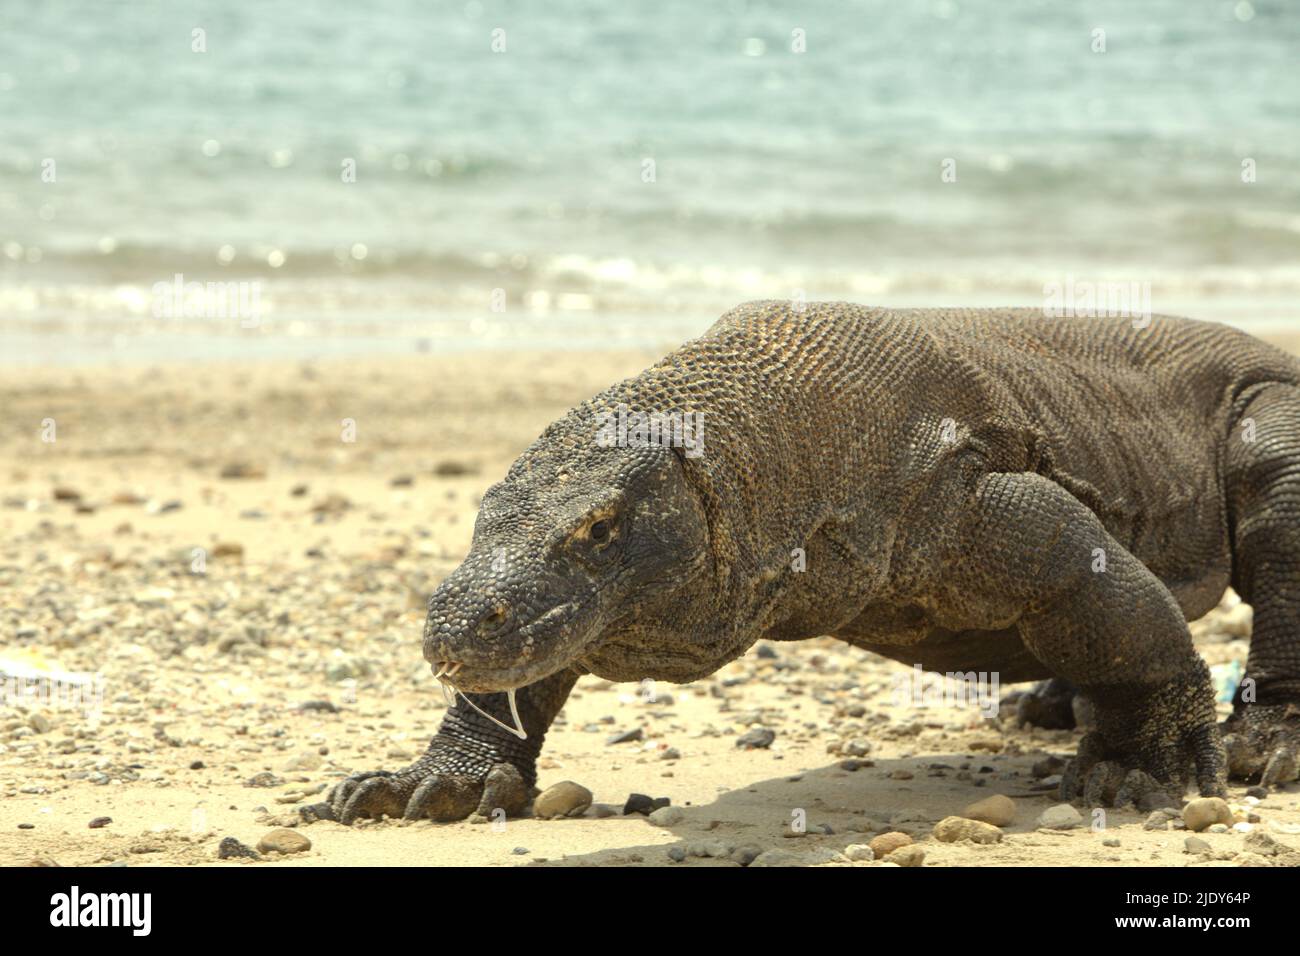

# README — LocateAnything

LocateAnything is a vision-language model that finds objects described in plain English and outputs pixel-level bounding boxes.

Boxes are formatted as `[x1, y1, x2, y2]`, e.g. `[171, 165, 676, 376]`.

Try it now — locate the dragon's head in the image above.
[422, 409, 711, 700]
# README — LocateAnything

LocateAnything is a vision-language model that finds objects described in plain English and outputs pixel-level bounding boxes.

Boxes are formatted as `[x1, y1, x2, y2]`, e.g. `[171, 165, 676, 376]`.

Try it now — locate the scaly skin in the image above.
[324, 302, 1300, 822]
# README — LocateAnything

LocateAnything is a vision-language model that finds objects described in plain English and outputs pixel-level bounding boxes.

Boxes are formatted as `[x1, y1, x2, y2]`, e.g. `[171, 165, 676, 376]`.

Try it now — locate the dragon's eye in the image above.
[590, 520, 610, 542]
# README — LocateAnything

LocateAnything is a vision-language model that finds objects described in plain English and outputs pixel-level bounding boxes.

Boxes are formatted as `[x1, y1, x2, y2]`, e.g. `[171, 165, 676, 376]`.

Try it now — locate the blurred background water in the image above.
[2, 0, 1297, 364]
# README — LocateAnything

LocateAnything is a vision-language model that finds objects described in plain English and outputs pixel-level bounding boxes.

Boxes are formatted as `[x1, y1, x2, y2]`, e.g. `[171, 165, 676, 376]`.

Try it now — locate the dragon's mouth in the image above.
[430, 660, 529, 740]
[424, 599, 591, 703]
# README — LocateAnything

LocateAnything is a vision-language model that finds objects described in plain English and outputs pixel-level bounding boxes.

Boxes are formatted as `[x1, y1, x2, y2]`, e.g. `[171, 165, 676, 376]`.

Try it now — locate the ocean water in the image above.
[2, 0, 1298, 364]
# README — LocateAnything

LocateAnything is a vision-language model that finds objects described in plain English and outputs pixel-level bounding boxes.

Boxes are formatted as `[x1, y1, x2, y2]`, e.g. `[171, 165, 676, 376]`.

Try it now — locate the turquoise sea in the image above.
[2, 0, 1298, 363]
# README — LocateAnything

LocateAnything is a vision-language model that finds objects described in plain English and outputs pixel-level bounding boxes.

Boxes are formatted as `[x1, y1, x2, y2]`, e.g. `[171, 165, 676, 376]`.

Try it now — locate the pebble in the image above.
[869, 831, 913, 857]
[1183, 797, 1233, 833]
[298, 700, 339, 714]
[886, 845, 926, 867]
[623, 793, 671, 816]
[256, 828, 311, 855]
[606, 728, 643, 745]
[1143, 809, 1178, 831]
[731, 845, 762, 866]
[961, 793, 1016, 827]
[283, 753, 322, 772]
[844, 843, 875, 861]
[735, 727, 776, 750]
[245, 772, 286, 788]
[27, 714, 52, 734]
[220, 462, 266, 479]
[533, 781, 593, 819]
[749, 849, 800, 867]
[667, 846, 687, 862]
[933, 816, 1003, 844]
[217, 836, 261, 860]
[1184, 836, 1211, 854]
[88, 817, 112, 829]
[1037, 804, 1083, 830]
[647, 806, 685, 827]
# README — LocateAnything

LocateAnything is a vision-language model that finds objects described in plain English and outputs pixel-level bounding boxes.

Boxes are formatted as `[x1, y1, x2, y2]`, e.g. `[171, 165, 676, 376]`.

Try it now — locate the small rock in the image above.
[869, 831, 913, 858]
[533, 781, 593, 819]
[218, 837, 261, 860]
[87, 817, 112, 829]
[647, 806, 685, 827]
[666, 846, 687, 862]
[961, 793, 1016, 827]
[731, 845, 762, 866]
[623, 793, 671, 816]
[736, 727, 776, 750]
[1037, 804, 1083, 830]
[886, 845, 926, 867]
[220, 462, 266, 479]
[844, 843, 875, 862]
[606, 728, 643, 745]
[212, 541, 244, 560]
[256, 828, 311, 855]
[283, 753, 322, 772]
[311, 493, 352, 515]
[1143, 809, 1177, 831]
[298, 700, 339, 714]
[1184, 836, 1212, 854]
[1183, 797, 1233, 833]
[933, 816, 1003, 844]
[244, 772, 286, 788]
[749, 849, 801, 867]
[27, 714, 52, 734]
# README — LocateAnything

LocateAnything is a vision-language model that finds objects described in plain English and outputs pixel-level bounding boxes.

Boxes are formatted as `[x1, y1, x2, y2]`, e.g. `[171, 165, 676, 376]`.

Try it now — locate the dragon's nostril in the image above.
[476, 605, 510, 639]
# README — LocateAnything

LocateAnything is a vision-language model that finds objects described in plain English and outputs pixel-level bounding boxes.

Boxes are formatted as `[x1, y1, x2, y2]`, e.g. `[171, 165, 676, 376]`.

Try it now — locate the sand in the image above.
[3, 337, 1300, 868]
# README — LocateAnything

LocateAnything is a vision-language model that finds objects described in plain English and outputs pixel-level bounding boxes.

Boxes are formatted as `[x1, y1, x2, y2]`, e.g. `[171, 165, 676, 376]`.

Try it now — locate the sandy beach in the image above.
[2, 334, 1300, 868]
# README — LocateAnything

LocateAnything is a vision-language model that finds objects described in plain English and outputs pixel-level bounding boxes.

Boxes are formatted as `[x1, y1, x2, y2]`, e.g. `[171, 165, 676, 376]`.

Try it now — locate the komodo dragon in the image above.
[325, 301, 1300, 823]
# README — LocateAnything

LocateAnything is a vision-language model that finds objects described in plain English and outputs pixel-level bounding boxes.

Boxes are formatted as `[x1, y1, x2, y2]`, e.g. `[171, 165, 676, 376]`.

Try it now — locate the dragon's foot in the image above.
[312, 739, 533, 824]
[1060, 673, 1226, 809]
[1222, 701, 1300, 787]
